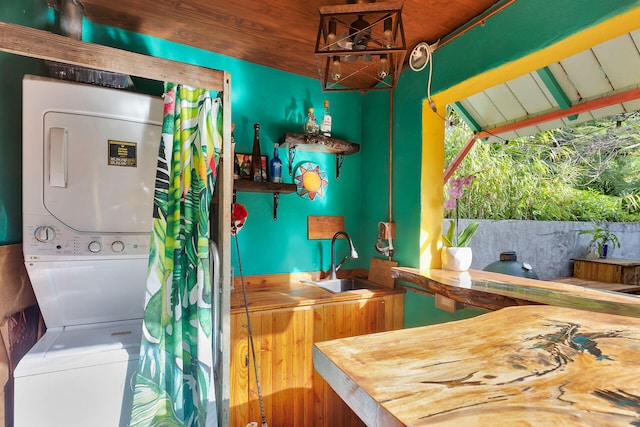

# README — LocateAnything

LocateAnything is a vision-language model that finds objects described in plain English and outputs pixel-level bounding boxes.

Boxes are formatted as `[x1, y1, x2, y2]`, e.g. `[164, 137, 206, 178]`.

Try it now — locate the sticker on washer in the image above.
[108, 140, 137, 167]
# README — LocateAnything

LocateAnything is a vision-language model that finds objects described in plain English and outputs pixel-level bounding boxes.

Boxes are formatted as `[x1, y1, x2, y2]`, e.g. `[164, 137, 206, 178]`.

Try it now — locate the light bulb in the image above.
[383, 17, 393, 48]
[327, 19, 337, 50]
[377, 55, 389, 79]
[330, 56, 342, 81]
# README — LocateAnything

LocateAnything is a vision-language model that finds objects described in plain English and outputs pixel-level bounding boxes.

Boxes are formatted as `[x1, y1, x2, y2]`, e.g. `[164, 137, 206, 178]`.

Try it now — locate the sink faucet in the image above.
[330, 231, 359, 280]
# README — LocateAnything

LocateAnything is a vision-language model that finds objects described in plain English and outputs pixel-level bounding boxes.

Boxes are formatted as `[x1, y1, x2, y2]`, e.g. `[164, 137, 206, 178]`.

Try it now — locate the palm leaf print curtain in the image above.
[130, 83, 222, 427]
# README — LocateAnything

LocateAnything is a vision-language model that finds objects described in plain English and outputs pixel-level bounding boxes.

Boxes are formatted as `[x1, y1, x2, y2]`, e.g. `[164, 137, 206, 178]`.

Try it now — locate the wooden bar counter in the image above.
[313, 268, 640, 426]
[313, 305, 640, 426]
[390, 267, 640, 317]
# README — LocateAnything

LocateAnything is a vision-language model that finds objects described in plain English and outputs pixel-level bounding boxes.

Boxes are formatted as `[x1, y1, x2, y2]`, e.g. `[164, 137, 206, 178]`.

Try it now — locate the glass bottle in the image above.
[250, 123, 263, 182]
[270, 143, 282, 183]
[304, 108, 319, 135]
[232, 123, 241, 179]
[320, 100, 332, 137]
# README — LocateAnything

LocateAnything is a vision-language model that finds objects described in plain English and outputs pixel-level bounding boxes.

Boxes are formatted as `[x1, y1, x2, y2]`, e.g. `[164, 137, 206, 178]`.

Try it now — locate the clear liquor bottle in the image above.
[320, 100, 332, 137]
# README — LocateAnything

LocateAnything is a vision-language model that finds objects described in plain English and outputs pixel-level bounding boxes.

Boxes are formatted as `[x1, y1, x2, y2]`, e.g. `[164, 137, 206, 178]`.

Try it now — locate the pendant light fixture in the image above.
[315, 1, 406, 92]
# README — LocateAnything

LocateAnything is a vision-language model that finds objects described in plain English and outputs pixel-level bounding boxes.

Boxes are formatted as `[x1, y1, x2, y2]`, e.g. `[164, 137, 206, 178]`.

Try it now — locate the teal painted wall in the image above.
[3, 0, 637, 326]
[82, 22, 364, 276]
[1, 3, 364, 277]
[0, 2, 48, 244]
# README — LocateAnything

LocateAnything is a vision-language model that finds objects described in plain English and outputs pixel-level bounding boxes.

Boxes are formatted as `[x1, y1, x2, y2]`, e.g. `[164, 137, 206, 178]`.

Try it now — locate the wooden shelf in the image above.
[233, 179, 297, 220]
[278, 132, 360, 179]
[233, 179, 296, 194]
[278, 132, 360, 155]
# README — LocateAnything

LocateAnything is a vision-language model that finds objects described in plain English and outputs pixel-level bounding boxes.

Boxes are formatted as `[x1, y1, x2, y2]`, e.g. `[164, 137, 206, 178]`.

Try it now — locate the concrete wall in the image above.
[450, 220, 640, 279]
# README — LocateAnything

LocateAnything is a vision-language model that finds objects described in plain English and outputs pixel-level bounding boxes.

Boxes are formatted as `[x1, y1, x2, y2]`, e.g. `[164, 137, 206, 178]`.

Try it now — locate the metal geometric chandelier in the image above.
[315, 1, 406, 92]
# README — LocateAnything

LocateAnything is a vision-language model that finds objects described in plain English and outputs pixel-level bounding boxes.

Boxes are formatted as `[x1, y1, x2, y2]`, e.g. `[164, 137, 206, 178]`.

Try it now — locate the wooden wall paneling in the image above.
[229, 313, 249, 427]
[273, 310, 290, 425]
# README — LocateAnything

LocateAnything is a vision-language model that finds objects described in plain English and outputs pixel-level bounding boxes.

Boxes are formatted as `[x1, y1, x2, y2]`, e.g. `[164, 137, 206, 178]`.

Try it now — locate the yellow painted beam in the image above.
[418, 5, 640, 269]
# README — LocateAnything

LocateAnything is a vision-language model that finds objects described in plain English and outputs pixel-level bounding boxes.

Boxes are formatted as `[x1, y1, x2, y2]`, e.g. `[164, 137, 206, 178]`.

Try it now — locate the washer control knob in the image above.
[111, 241, 125, 252]
[34, 226, 56, 243]
[88, 241, 102, 253]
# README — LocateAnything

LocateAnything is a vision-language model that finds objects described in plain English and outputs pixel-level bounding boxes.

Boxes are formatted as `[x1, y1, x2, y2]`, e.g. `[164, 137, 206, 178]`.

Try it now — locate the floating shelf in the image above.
[233, 179, 296, 220]
[278, 133, 360, 179]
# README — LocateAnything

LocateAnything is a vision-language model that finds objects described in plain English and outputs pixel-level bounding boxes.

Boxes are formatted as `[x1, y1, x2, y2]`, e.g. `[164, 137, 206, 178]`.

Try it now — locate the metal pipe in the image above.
[388, 89, 394, 223]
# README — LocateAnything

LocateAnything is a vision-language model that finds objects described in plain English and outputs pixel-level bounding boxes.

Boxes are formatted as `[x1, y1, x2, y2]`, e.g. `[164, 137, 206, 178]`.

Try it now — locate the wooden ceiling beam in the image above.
[0, 21, 225, 91]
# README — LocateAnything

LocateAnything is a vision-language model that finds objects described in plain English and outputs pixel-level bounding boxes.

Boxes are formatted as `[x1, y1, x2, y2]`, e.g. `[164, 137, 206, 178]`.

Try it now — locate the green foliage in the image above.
[579, 224, 620, 256]
[442, 219, 479, 247]
[444, 110, 640, 222]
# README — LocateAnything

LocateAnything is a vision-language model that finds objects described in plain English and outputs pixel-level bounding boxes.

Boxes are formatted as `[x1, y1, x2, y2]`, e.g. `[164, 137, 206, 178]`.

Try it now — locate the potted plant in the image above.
[442, 175, 480, 271]
[579, 224, 620, 259]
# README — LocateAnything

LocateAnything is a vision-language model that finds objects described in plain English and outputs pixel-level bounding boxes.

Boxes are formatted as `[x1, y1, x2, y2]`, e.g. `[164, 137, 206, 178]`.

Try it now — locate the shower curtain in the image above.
[130, 83, 222, 427]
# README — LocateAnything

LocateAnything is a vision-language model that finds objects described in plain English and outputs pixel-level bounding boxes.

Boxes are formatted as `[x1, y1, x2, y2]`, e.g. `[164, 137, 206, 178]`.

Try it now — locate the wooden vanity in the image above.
[313, 268, 640, 426]
[229, 271, 404, 427]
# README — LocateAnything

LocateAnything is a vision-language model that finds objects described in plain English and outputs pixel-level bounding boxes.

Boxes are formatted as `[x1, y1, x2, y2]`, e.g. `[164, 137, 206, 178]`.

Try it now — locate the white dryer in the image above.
[15, 75, 162, 427]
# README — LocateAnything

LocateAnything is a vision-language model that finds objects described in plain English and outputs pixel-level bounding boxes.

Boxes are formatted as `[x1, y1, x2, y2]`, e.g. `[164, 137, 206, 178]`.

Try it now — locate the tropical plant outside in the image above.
[444, 109, 640, 222]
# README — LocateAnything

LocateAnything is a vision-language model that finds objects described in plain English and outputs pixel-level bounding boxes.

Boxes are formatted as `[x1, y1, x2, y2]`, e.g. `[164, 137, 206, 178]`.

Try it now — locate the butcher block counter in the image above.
[312, 268, 640, 426]
[230, 270, 404, 314]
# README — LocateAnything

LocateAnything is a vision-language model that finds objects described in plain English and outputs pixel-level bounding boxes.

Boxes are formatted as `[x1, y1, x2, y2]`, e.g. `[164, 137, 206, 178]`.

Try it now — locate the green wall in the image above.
[0, 2, 48, 244]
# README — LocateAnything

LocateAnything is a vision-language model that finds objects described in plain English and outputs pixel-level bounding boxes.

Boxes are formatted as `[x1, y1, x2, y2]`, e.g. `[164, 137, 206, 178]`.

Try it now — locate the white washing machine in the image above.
[15, 75, 162, 427]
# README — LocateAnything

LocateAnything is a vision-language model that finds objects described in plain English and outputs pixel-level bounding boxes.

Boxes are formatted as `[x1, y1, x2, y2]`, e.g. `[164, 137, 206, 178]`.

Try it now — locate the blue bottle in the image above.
[270, 143, 282, 183]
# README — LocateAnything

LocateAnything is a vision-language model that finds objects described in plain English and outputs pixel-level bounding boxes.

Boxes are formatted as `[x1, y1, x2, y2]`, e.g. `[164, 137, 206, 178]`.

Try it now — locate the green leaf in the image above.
[457, 221, 480, 247]
[442, 220, 455, 247]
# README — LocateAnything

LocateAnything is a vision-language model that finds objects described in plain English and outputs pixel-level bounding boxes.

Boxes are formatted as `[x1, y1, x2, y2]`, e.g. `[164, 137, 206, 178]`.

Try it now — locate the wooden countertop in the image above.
[572, 257, 640, 267]
[230, 271, 404, 314]
[314, 304, 640, 426]
[391, 267, 640, 317]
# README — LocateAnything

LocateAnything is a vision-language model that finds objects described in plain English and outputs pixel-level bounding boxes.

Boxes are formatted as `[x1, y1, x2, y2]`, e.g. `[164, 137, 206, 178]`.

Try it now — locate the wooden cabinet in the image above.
[573, 258, 640, 285]
[230, 294, 404, 427]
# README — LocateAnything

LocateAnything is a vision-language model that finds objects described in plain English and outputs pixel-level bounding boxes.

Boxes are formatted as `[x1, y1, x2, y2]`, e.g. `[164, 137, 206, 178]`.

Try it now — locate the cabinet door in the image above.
[574, 260, 623, 282]
[230, 294, 404, 427]
[232, 307, 315, 427]
[313, 295, 403, 427]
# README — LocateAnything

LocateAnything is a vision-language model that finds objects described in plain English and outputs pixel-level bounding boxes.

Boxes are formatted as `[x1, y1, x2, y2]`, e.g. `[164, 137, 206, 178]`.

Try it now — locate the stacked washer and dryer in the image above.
[15, 75, 221, 426]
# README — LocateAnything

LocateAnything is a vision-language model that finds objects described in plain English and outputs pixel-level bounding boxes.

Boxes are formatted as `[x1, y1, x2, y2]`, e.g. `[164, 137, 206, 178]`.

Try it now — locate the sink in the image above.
[305, 278, 380, 293]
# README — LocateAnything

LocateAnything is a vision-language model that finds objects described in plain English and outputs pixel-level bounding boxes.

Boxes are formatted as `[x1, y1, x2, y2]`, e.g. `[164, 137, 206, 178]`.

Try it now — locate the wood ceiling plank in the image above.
[0, 21, 225, 90]
[79, 0, 503, 81]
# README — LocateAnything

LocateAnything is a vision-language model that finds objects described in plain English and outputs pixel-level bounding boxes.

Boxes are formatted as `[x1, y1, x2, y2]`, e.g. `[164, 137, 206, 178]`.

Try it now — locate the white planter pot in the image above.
[441, 247, 473, 271]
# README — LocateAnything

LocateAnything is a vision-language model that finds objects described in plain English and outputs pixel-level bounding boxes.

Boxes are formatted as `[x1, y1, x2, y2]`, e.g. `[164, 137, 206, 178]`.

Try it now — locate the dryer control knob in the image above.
[34, 226, 56, 243]
[111, 241, 125, 252]
[88, 241, 102, 253]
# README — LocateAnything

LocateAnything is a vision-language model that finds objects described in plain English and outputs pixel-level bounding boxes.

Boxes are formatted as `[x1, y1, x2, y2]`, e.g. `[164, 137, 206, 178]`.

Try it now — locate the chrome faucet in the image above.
[330, 231, 359, 280]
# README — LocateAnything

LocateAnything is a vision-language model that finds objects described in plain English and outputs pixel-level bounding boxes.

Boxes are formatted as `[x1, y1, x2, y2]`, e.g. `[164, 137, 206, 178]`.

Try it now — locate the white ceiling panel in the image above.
[452, 29, 640, 141]
[484, 84, 527, 121]
[623, 99, 640, 111]
[541, 63, 580, 103]
[592, 34, 640, 89]
[560, 50, 612, 99]
[466, 91, 505, 125]
[505, 74, 554, 115]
